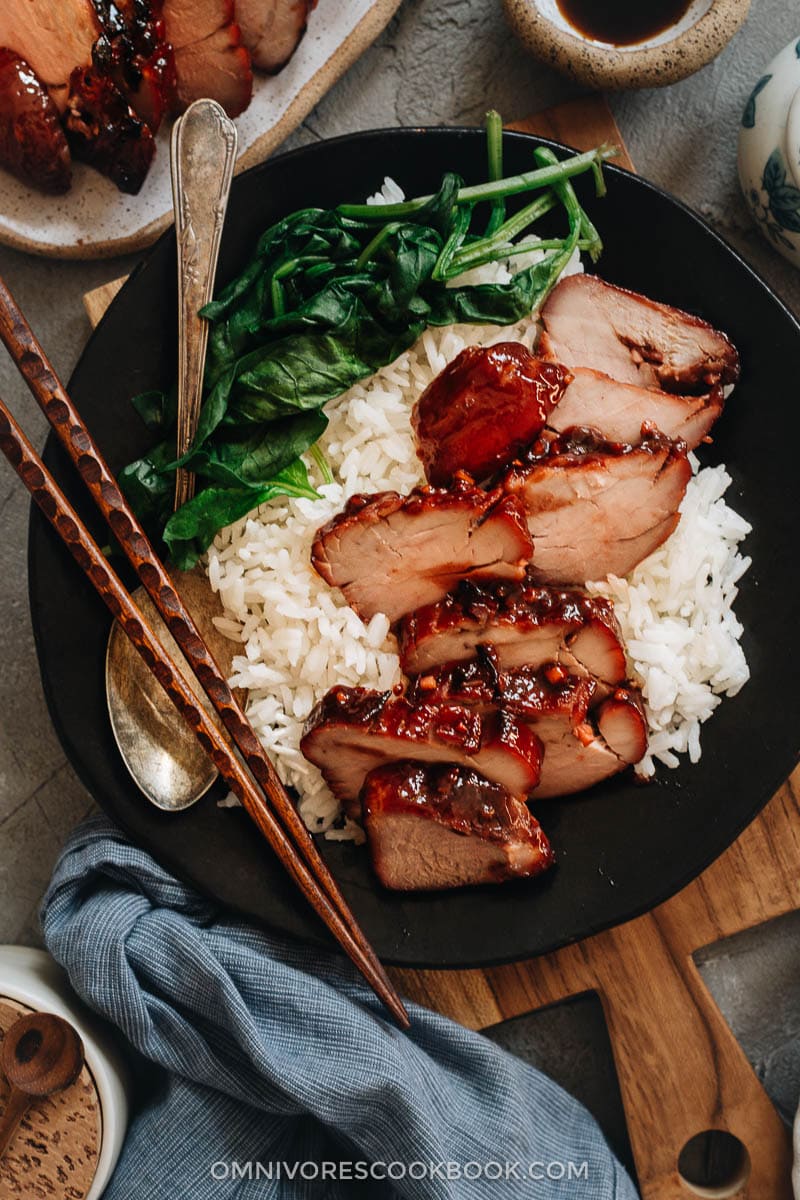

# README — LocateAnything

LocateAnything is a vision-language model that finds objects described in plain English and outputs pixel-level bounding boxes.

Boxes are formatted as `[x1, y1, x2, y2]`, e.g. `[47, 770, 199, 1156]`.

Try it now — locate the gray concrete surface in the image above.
[0, 0, 797, 1179]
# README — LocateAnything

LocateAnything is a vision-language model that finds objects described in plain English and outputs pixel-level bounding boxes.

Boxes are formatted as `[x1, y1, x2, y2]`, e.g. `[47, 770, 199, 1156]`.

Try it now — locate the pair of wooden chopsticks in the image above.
[0, 274, 409, 1030]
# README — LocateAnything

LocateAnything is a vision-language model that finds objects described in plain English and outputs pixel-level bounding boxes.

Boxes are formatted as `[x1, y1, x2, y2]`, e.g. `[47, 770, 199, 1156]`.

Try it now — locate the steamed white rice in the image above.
[207, 182, 751, 835]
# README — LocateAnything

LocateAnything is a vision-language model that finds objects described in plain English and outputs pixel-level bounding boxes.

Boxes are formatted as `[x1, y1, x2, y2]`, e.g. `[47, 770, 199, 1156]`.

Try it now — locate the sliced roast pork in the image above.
[595, 687, 648, 763]
[0, 0, 100, 111]
[300, 687, 542, 818]
[92, 0, 176, 132]
[363, 762, 554, 891]
[408, 657, 647, 798]
[236, 0, 317, 73]
[397, 574, 627, 683]
[540, 274, 739, 395]
[311, 478, 533, 625]
[504, 427, 691, 584]
[163, 0, 253, 118]
[548, 367, 724, 451]
[65, 66, 154, 194]
[412, 343, 570, 486]
[0, 0, 164, 192]
[0, 50, 71, 193]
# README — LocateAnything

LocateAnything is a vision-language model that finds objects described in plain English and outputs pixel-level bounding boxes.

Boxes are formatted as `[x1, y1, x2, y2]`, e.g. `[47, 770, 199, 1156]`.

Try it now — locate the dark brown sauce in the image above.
[556, 0, 694, 46]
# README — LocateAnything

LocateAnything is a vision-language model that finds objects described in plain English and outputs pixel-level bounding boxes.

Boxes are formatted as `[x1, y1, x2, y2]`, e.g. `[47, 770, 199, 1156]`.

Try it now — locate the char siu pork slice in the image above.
[0, 0, 100, 111]
[406, 651, 597, 713]
[408, 657, 646, 798]
[548, 367, 724, 451]
[0, 50, 71, 193]
[540, 275, 739, 395]
[311, 478, 533, 625]
[65, 66, 154, 194]
[412, 343, 571, 486]
[92, 0, 176, 132]
[300, 687, 542, 818]
[363, 762, 554, 891]
[236, 0, 317, 72]
[163, 0, 253, 118]
[595, 687, 648, 763]
[504, 427, 691, 584]
[397, 575, 627, 683]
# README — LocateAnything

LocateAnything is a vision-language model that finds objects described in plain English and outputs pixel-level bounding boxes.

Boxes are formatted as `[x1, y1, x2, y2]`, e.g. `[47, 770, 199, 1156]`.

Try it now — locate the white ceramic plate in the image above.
[0, 0, 400, 259]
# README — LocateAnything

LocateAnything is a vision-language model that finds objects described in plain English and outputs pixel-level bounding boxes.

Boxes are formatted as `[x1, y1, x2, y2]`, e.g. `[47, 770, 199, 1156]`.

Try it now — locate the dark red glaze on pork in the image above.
[312, 476, 533, 624]
[363, 761, 554, 891]
[407, 650, 597, 721]
[548, 366, 724, 450]
[406, 655, 647, 798]
[504, 427, 692, 584]
[412, 343, 571, 486]
[300, 686, 542, 818]
[397, 573, 627, 683]
[64, 64, 154, 193]
[540, 274, 739, 395]
[92, 0, 177, 131]
[163, 0, 253, 118]
[520, 424, 680, 463]
[0, 1, 101, 113]
[0, 49, 71, 193]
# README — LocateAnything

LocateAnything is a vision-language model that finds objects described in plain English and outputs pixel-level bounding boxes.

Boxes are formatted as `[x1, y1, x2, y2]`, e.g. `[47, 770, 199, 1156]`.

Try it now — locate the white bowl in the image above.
[0, 945, 130, 1200]
[738, 36, 800, 266]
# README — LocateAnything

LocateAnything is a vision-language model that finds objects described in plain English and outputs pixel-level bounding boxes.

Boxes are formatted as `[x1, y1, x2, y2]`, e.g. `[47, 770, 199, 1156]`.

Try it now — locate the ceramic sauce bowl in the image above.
[0, 946, 129, 1200]
[738, 36, 800, 266]
[504, 0, 750, 90]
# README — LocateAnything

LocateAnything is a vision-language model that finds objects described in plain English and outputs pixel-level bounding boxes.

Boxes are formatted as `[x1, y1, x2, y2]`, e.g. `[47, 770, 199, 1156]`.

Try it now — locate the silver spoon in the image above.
[106, 99, 238, 812]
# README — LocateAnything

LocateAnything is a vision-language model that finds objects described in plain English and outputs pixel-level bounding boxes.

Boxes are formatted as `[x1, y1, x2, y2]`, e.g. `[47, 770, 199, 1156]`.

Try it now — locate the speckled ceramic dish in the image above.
[504, 0, 750, 90]
[0, 0, 401, 260]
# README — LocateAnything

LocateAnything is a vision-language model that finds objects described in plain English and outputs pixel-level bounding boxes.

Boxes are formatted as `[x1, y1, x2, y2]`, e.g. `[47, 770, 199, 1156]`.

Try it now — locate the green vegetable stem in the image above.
[121, 117, 615, 568]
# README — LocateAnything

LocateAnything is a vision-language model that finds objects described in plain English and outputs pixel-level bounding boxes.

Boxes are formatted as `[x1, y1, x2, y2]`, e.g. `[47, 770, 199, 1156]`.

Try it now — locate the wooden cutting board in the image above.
[84, 96, 798, 1200]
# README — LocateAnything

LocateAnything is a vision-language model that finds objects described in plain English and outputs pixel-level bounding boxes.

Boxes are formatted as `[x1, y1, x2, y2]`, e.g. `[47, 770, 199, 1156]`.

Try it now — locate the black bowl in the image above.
[27, 128, 800, 967]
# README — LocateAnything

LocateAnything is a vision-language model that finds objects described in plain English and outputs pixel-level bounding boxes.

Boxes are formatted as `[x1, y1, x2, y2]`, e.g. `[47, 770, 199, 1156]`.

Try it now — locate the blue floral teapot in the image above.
[739, 36, 800, 265]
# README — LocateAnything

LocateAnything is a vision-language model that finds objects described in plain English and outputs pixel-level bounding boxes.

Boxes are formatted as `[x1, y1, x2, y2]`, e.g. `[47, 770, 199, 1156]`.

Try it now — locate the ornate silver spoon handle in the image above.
[171, 99, 238, 511]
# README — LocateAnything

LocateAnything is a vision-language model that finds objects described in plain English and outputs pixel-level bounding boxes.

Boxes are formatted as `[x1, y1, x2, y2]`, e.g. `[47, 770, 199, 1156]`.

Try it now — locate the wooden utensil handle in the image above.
[0, 1087, 31, 1160]
[0, 399, 406, 1027]
[588, 915, 793, 1198]
[0, 271, 384, 972]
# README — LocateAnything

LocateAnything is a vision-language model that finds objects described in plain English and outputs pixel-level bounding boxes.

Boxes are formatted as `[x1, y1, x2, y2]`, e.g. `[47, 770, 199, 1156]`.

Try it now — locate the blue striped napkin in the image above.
[40, 816, 638, 1198]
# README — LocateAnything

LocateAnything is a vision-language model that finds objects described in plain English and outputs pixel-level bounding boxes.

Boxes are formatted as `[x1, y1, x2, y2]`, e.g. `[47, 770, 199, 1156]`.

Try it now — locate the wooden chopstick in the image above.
[0, 279, 409, 1029]
[0, 393, 408, 1028]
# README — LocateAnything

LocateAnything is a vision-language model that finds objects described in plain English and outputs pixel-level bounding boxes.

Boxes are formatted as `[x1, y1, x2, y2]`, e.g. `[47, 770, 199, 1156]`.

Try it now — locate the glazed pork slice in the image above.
[312, 478, 533, 625]
[540, 274, 739, 395]
[236, 0, 317, 72]
[409, 658, 647, 798]
[92, 0, 176, 131]
[163, 0, 253, 117]
[65, 66, 154, 194]
[595, 687, 649, 764]
[504, 427, 692, 584]
[0, 0, 100, 110]
[412, 342, 570, 486]
[548, 367, 724, 451]
[363, 762, 554, 891]
[397, 575, 627, 683]
[0, 50, 72, 193]
[300, 687, 542, 818]
[0, 0, 163, 194]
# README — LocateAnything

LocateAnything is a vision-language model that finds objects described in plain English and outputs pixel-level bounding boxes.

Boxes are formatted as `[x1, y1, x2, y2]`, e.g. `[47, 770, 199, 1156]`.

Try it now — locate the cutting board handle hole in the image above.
[677, 1130, 750, 1197]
